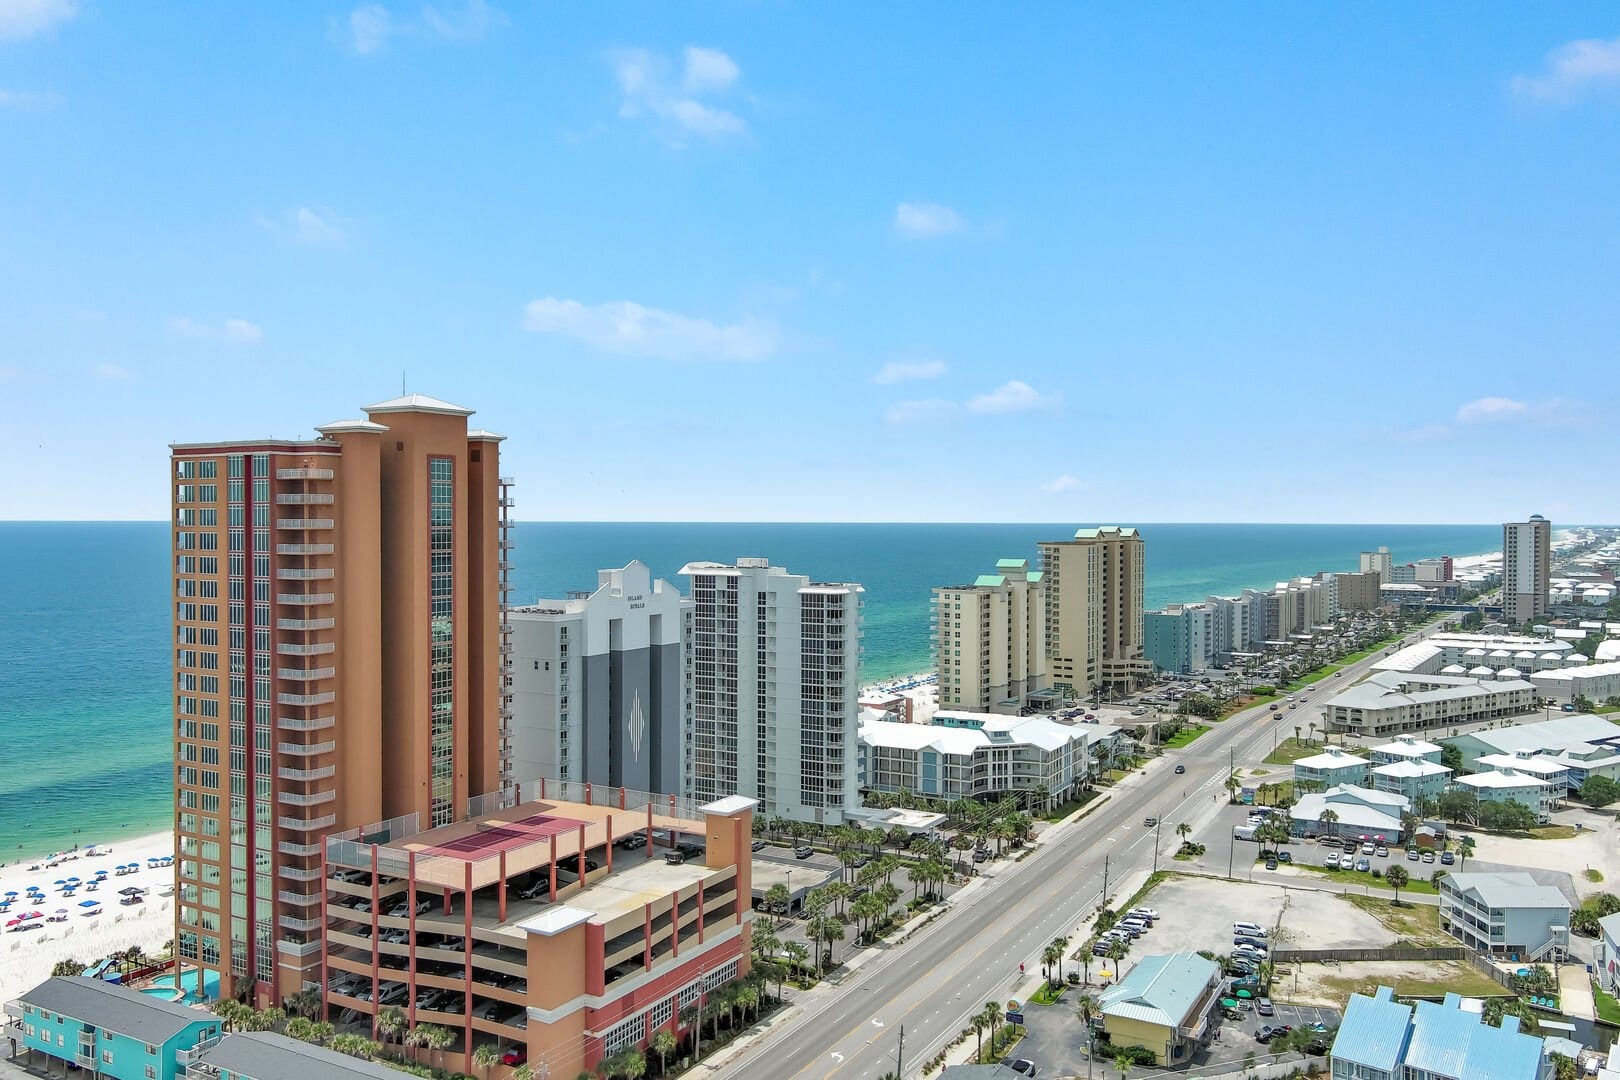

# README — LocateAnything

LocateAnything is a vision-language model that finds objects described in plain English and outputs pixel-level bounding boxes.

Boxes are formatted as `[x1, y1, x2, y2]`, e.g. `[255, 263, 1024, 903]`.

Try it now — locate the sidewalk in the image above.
[1558, 961, 1596, 1022]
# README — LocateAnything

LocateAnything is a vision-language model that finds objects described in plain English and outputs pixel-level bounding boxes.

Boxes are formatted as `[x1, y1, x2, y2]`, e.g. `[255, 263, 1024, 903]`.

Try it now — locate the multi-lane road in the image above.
[709, 625, 1437, 1080]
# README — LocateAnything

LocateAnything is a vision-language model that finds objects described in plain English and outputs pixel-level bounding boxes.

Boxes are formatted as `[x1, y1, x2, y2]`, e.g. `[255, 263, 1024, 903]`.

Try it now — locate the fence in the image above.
[1271, 946, 1471, 963]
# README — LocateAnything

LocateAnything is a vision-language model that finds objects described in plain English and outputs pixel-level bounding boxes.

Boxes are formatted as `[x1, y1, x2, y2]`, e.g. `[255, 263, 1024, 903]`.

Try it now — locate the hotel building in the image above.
[1039, 526, 1149, 696]
[508, 561, 686, 795]
[933, 559, 1050, 713]
[321, 787, 755, 1078]
[169, 394, 513, 1004]
[680, 559, 863, 825]
[1504, 515, 1552, 627]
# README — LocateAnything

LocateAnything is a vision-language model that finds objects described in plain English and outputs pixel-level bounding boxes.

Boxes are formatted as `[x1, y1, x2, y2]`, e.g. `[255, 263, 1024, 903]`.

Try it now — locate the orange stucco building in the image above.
[169, 394, 514, 1003]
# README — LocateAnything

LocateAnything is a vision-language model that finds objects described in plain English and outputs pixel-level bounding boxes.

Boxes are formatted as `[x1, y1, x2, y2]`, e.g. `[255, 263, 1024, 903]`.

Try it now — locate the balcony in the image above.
[278, 765, 336, 782]
[279, 840, 323, 858]
[278, 740, 336, 758]
[277, 714, 334, 732]
[277, 617, 334, 631]
[276, 518, 334, 530]
[278, 814, 336, 831]
[277, 691, 335, 707]
[277, 938, 321, 958]
[278, 666, 335, 682]
[277, 890, 322, 907]
[277, 642, 334, 656]
[279, 864, 324, 882]
[277, 593, 334, 606]
[277, 568, 334, 581]
[276, 543, 334, 555]
[277, 468, 333, 481]
[279, 913, 323, 933]
[275, 492, 334, 505]
[278, 790, 336, 807]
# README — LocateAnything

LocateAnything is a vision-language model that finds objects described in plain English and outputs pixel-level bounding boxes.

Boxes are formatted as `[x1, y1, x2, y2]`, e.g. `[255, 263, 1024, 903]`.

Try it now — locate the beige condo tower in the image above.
[933, 558, 1050, 714]
[1039, 526, 1149, 696]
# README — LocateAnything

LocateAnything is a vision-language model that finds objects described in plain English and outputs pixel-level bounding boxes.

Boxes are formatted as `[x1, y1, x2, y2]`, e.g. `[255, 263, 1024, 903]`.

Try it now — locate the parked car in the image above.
[794, 846, 814, 860]
[1265, 858, 1278, 870]
[1406, 848, 1420, 861]
[1440, 851, 1455, 865]
[1130, 907, 1160, 920]
[1360, 842, 1375, 855]
[1277, 851, 1292, 863]
[1002, 1059, 1038, 1076]
[1256, 998, 1274, 1016]
[1354, 858, 1371, 873]
[1421, 850, 1435, 864]
[1324, 852, 1340, 869]
[1234, 922, 1265, 937]
[1375, 845, 1388, 857]
[618, 833, 647, 850]
[502, 1048, 527, 1066]
[665, 850, 689, 865]
[973, 849, 989, 863]
[751, 839, 767, 852]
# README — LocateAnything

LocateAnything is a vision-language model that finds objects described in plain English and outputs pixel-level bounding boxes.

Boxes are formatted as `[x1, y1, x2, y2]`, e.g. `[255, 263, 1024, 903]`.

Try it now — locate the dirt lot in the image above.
[1465, 807, 1620, 901]
[1116, 875, 1397, 957]
[1283, 959, 1509, 1007]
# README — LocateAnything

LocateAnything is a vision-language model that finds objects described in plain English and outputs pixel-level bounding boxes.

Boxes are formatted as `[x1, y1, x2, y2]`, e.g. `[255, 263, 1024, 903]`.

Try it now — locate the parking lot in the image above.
[1100, 877, 1396, 960]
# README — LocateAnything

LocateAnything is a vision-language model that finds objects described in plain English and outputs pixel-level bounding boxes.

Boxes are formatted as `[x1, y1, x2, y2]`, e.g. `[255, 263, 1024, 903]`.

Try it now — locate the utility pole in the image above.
[895, 1023, 905, 1078]
[1154, 817, 1162, 872]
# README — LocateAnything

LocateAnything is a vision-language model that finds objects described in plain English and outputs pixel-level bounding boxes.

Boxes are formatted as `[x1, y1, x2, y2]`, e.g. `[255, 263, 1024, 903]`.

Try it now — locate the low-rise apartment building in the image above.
[1144, 603, 1216, 674]
[1476, 751, 1572, 801]
[1322, 670, 1536, 737]
[1292, 748, 1370, 791]
[1329, 986, 1552, 1080]
[4, 978, 222, 1080]
[320, 786, 756, 1079]
[1443, 713, 1620, 783]
[1532, 660, 1620, 706]
[1369, 759, 1453, 802]
[1452, 768, 1560, 824]
[181, 1031, 403, 1079]
[1438, 872, 1570, 961]
[859, 710, 1091, 805]
[1368, 735, 1443, 766]
[1290, 785, 1410, 842]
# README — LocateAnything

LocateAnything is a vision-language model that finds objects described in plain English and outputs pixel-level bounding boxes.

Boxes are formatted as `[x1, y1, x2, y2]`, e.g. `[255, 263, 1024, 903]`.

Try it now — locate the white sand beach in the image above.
[862, 671, 940, 723]
[0, 830, 178, 1005]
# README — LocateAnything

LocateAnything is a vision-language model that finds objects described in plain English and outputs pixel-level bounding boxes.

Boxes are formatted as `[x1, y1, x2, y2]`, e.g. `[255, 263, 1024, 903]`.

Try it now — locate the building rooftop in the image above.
[1405, 994, 1548, 1080]
[16, 977, 213, 1044]
[1442, 872, 1570, 911]
[363, 393, 475, 416]
[1453, 770, 1553, 791]
[1332, 987, 1413, 1074]
[1370, 736, 1444, 757]
[860, 710, 1091, 756]
[1454, 714, 1620, 757]
[191, 1031, 404, 1079]
[1098, 952, 1218, 1029]
[1476, 753, 1571, 777]
[1371, 760, 1452, 779]
[1325, 670, 1535, 711]
[1294, 750, 1370, 771]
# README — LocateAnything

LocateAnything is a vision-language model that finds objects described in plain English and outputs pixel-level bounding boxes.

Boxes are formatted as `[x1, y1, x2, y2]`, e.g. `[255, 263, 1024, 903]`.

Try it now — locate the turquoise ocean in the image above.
[0, 521, 1502, 860]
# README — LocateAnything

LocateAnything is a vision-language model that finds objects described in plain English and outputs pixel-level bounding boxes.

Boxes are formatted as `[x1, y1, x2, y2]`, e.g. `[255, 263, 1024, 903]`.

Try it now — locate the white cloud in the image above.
[885, 379, 1060, 424]
[1511, 35, 1620, 104]
[871, 357, 947, 385]
[92, 363, 131, 381]
[610, 46, 748, 143]
[168, 316, 264, 344]
[347, 4, 392, 53]
[1456, 396, 1528, 423]
[522, 297, 776, 362]
[0, 0, 77, 41]
[0, 89, 62, 109]
[885, 398, 957, 425]
[1044, 475, 1087, 494]
[683, 46, 739, 93]
[894, 201, 964, 239]
[344, 0, 503, 55]
[966, 380, 1059, 414]
[259, 206, 349, 248]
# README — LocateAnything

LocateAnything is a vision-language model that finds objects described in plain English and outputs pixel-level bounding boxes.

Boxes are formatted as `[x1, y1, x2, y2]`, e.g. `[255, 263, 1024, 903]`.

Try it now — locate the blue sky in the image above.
[2, 2, 1618, 523]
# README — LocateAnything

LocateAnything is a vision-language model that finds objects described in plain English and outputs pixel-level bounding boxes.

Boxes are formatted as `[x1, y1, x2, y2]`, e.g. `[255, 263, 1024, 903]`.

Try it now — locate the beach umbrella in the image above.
[3, 891, 16, 897]
[78, 900, 100, 908]
[118, 887, 143, 896]
[53, 879, 66, 885]
[66, 876, 80, 882]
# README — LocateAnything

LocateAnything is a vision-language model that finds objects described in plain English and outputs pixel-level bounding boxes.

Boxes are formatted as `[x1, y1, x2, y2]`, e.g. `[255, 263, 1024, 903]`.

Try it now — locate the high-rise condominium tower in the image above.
[680, 558, 863, 824]
[169, 394, 513, 1003]
[934, 558, 1049, 713]
[1503, 515, 1552, 627]
[1039, 526, 1148, 696]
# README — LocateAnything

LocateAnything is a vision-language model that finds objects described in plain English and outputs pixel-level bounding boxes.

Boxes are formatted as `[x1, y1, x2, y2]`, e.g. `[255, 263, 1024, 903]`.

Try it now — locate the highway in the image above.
[708, 624, 1439, 1080]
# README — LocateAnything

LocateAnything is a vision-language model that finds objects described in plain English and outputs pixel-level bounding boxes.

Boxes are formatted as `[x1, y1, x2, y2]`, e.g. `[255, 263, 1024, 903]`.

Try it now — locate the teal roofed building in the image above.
[1329, 986, 1553, 1080]
[5, 977, 221, 1080]
[1097, 952, 1221, 1066]
[933, 559, 1050, 714]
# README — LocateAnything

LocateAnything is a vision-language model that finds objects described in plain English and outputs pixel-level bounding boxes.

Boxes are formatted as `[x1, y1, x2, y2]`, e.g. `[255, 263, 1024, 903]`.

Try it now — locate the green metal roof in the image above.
[974, 574, 1007, 587]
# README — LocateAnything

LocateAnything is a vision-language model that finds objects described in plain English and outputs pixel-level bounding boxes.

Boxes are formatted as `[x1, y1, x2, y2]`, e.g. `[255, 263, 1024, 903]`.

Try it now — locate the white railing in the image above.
[277, 692, 335, 707]
[278, 666, 335, 682]
[276, 518, 334, 530]
[276, 543, 334, 555]
[278, 765, 336, 782]
[277, 568, 334, 581]
[277, 740, 336, 757]
[278, 790, 336, 807]
[277, 593, 334, 606]
[277, 642, 334, 656]
[279, 814, 336, 831]
[275, 493, 335, 505]
[277, 618, 334, 631]
[276, 468, 333, 481]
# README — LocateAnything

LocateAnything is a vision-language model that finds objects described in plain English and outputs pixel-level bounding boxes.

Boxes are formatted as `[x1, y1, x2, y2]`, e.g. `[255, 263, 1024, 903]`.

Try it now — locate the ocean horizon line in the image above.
[1, 518, 1609, 528]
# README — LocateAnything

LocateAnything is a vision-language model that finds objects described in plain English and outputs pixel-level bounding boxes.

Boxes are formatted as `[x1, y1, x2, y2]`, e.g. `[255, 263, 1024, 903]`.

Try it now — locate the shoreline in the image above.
[0, 829, 177, 1007]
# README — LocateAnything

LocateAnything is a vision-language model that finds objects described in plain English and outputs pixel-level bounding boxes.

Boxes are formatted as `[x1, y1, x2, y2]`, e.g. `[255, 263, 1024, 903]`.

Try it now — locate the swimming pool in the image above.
[145, 967, 219, 1004]
[139, 986, 185, 1003]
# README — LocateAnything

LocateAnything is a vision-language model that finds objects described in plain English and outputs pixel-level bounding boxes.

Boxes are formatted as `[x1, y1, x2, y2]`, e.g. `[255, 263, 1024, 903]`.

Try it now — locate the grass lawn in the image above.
[1528, 825, 1579, 840]
[1593, 982, 1620, 1026]
[1163, 724, 1211, 749]
[1284, 665, 1343, 690]
[1039, 790, 1101, 822]
[1316, 961, 1507, 1002]
[1291, 863, 1440, 895]
[1221, 693, 1279, 719]
[1587, 869, 1605, 883]
[1263, 738, 1328, 766]
[1029, 982, 1066, 1006]
[1340, 894, 1453, 946]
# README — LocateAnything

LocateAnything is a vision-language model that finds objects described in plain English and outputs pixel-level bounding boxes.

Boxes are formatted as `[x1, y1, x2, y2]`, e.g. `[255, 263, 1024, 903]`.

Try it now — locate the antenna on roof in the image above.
[402, 370, 407, 395]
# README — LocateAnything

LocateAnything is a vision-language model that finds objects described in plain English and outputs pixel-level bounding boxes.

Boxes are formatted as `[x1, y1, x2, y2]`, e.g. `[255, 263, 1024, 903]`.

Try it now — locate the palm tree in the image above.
[425, 1025, 454, 1070]
[951, 833, 974, 874]
[471, 1044, 500, 1079]
[1113, 1050, 1134, 1080]
[752, 927, 780, 962]
[680, 1004, 702, 1061]
[512, 1066, 535, 1080]
[982, 1000, 1004, 1054]
[1042, 942, 1064, 985]
[652, 1029, 678, 1076]
[971, 1015, 987, 1062]
[1075, 994, 1100, 1075]
[622, 1049, 647, 1080]
[784, 941, 810, 983]
[736, 983, 759, 1025]
[1458, 834, 1475, 871]
[1080, 938, 1097, 985]
[374, 1004, 405, 1047]
[1317, 807, 1339, 838]
[1385, 864, 1409, 904]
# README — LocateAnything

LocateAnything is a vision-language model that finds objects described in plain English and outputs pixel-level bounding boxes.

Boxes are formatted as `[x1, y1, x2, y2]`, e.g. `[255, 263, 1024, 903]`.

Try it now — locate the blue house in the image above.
[4, 977, 220, 1080]
[1329, 986, 1553, 1080]
[181, 1031, 407, 1079]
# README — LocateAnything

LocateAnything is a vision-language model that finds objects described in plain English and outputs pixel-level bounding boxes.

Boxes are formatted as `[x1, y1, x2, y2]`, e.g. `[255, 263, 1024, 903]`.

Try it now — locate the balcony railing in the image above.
[277, 593, 334, 606]
[276, 518, 334, 530]
[278, 666, 335, 682]
[277, 740, 336, 758]
[279, 840, 322, 858]
[279, 865, 324, 882]
[277, 642, 334, 656]
[275, 492, 335, 505]
[277, 890, 322, 907]
[277, 468, 333, 481]
[278, 790, 336, 807]
[277, 618, 334, 631]
[277, 692, 335, 707]
[277, 568, 335, 581]
[278, 765, 336, 782]
[278, 814, 336, 831]
[276, 543, 334, 555]
[279, 913, 322, 933]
